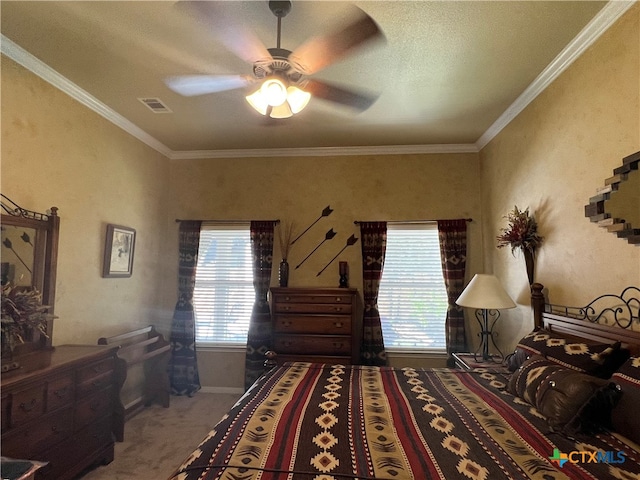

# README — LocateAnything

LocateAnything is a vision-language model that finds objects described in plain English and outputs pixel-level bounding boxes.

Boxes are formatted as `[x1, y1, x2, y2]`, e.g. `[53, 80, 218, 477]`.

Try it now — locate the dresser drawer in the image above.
[273, 293, 354, 305]
[274, 302, 352, 315]
[11, 384, 46, 427]
[274, 315, 352, 334]
[77, 357, 114, 384]
[76, 371, 113, 398]
[47, 373, 74, 411]
[38, 415, 114, 480]
[276, 354, 352, 364]
[76, 358, 114, 397]
[2, 407, 74, 458]
[75, 388, 113, 431]
[1, 394, 10, 433]
[273, 334, 351, 355]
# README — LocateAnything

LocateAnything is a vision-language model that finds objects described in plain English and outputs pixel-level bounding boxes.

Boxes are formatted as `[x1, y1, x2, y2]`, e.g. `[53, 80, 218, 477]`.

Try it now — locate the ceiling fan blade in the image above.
[176, 1, 272, 65]
[290, 5, 384, 75]
[165, 75, 254, 97]
[304, 79, 379, 111]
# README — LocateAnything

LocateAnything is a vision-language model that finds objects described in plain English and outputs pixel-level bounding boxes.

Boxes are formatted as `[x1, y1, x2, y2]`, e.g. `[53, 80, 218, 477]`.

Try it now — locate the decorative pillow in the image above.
[505, 328, 629, 378]
[508, 355, 621, 435]
[611, 356, 640, 444]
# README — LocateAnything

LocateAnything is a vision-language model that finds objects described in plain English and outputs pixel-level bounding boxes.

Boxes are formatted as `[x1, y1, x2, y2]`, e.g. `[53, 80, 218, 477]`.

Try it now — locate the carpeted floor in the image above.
[80, 392, 242, 480]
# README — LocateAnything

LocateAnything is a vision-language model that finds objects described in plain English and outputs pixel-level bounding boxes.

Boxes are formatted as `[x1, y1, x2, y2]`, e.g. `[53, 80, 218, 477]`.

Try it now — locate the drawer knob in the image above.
[333, 307, 343, 312]
[332, 342, 345, 349]
[20, 399, 38, 412]
[283, 306, 291, 311]
[335, 297, 342, 302]
[54, 387, 69, 398]
[334, 322, 344, 328]
[281, 320, 292, 327]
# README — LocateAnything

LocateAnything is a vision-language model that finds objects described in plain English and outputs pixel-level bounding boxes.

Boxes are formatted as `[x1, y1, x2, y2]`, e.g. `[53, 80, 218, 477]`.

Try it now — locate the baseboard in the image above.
[199, 386, 245, 395]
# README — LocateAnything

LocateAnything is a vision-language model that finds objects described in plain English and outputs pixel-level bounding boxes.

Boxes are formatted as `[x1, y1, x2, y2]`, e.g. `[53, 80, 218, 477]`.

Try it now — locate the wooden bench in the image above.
[98, 325, 171, 441]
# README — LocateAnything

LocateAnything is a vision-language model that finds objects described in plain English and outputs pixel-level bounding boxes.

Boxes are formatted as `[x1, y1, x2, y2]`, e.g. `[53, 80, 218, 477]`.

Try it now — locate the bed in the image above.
[170, 283, 640, 480]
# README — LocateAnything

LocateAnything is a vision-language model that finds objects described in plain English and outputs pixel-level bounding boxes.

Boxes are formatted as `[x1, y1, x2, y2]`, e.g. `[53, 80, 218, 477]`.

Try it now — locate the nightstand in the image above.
[452, 352, 507, 371]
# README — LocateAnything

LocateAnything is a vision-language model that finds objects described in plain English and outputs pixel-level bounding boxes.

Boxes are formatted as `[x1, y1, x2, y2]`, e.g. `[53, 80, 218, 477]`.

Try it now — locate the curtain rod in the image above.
[175, 219, 280, 224]
[354, 218, 472, 225]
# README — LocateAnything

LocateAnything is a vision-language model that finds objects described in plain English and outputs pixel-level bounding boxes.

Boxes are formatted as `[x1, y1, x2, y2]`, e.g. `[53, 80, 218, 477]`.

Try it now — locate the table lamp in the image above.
[456, 274, 516, 361]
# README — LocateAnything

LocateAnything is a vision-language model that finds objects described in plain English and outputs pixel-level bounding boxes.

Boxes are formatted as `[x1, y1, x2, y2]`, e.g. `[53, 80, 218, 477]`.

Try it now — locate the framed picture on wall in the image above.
[102, 224, 136, 278]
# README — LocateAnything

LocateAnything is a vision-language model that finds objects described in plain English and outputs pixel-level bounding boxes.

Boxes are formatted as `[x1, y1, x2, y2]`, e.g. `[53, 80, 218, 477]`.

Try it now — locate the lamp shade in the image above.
[456, 274, 516, 309]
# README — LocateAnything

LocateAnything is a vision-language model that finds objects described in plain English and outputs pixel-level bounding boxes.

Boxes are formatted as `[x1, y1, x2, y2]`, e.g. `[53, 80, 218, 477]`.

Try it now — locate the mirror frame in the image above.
[1, 195, 59, 348]
[584, 151, 639, 245]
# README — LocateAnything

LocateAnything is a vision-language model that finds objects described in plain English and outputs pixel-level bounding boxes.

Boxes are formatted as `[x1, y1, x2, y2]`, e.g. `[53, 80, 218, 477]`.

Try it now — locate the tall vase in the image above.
[278, 259, 289, 287]
[523, 248, 535, 285]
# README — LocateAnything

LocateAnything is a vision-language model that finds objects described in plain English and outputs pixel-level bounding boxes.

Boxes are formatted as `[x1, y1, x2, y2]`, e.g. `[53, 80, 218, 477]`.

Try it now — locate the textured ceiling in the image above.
[1, 1, 618, 158]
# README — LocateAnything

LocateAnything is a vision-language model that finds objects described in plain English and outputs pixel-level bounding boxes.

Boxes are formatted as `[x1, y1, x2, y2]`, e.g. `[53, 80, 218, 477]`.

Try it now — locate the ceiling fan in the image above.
[165, 1, 385, 119]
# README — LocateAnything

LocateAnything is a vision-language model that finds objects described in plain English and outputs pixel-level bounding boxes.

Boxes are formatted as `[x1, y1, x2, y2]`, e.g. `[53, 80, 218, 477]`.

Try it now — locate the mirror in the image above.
[606, 169, 640, 234]
[584, 151, 640, 245]
[1, 195, 60, 349]
[2, 225, 38, 288]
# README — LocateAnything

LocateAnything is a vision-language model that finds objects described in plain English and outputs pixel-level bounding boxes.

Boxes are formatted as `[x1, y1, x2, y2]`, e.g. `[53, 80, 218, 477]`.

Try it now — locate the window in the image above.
[378, 224, 447, 352]
[193, 224, 253, 345]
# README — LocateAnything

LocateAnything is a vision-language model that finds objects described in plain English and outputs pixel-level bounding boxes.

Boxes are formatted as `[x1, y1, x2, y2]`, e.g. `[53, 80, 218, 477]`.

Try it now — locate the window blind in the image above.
[378, 224, 447, 351]
[193, 225, 254, 345]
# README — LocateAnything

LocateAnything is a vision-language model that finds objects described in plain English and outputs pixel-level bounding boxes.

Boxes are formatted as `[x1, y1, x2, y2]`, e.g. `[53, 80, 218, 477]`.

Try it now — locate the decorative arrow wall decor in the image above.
[317, 234, 358, 277]
[291, 205, 333, 245]
[296, 228, 337, 269]
[2, 237, 32, 273]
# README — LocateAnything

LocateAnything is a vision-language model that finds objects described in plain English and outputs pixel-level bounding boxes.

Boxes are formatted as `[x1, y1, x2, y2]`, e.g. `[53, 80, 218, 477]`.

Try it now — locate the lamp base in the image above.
[474, 308, 504, 362]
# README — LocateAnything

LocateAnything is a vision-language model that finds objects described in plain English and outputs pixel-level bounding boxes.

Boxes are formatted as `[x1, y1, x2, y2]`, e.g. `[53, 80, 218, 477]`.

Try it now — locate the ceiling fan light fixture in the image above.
[287, 86, 311, 114]
[246, 82, 311, 117]
[269, 102, 293, 119]
[261, 78, 288, 106]
[245, 89, 269, 115]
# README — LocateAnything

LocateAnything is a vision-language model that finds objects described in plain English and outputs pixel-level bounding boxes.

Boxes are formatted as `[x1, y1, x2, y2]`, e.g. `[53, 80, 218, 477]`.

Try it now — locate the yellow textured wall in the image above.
[1, 56, 173, 345]
[481, 4, 640, 353]
[167, 154, 482, 388]
[167, 154, 481, 291]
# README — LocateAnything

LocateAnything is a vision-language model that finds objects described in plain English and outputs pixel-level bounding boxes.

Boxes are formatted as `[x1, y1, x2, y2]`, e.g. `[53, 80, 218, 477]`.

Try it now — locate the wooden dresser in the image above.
[270, 287, 360, 364]
[1, 345, 120, 479]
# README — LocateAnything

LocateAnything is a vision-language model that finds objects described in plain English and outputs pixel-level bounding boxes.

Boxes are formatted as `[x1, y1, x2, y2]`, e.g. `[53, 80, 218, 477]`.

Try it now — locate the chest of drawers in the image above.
[270, 287, 360, 365]
[1, 345, 120, 479]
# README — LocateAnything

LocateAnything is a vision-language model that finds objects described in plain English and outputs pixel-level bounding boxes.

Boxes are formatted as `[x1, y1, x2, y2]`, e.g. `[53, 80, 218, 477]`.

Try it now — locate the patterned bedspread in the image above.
[170, 363, 640, 480]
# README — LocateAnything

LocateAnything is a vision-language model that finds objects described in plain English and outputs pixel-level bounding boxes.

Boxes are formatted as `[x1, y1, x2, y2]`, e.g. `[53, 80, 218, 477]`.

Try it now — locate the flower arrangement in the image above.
[497, 206, 543, 255]
[1, 283, 52, 353]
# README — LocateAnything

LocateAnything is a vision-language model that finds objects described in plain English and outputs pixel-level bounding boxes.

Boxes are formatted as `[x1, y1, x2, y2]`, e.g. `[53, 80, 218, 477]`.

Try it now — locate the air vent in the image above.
[138, 97, 172, 113]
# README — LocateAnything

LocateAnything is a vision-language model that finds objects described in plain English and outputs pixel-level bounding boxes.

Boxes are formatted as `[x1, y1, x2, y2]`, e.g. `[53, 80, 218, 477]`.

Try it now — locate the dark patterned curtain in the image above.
[169, 220, 202, 396]
[245, 221, 275, 390]
[437, 219, 468, 365]
[359, 222, 388, 366]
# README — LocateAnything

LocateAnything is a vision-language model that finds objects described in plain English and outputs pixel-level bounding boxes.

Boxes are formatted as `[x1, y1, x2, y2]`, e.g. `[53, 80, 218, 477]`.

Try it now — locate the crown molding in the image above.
[2, 0, 633, 159]
[476, 0, 636, 150]
[168, 143, 478, 160]
[1, 35, 174, 158]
